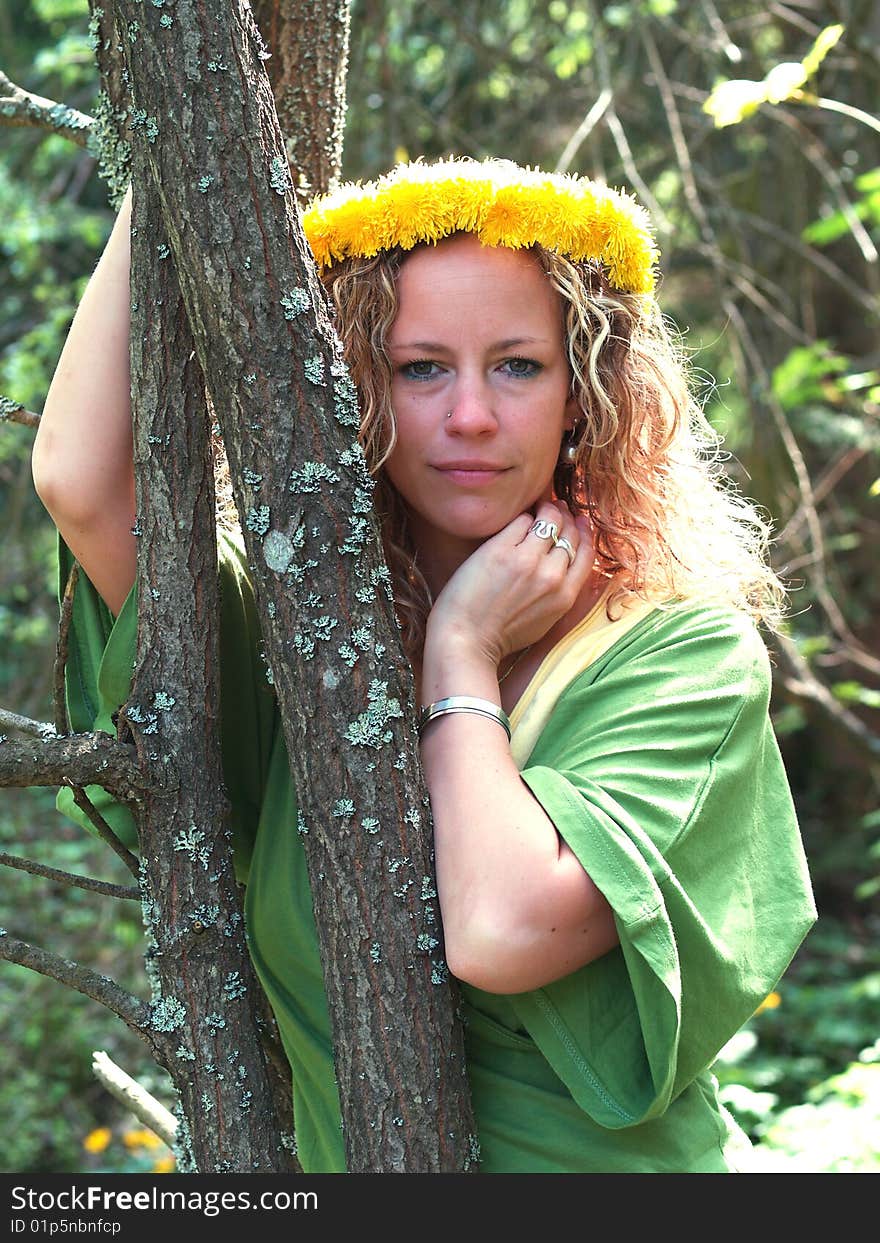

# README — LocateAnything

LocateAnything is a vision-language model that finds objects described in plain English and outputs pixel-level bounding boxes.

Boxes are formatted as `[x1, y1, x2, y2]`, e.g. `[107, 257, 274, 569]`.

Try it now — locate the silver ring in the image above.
[553, 536, 576, 566]
[530, 519, 559, 542]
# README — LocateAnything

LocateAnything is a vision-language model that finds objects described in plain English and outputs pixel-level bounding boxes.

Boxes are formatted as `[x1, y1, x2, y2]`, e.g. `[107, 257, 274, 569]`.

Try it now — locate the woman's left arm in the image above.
[420, 640, 619, 995]
[420, 501, 618, 995]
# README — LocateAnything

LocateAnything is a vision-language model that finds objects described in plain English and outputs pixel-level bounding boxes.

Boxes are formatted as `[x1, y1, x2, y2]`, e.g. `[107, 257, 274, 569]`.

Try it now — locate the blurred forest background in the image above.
[1, 0, 878, 1173]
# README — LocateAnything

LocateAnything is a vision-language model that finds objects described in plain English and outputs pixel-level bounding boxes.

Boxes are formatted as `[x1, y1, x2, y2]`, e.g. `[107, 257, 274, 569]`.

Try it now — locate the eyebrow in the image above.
[387, 336, 549, 352]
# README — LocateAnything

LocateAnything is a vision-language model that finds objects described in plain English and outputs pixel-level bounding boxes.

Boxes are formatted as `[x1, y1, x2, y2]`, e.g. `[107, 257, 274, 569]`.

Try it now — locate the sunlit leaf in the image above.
[704, 24, 845, 127]
[763, 62, 807, 104]
[703, 79, 769, 127]
[801, 24, 845, 78]
[802, 204, 869, 246]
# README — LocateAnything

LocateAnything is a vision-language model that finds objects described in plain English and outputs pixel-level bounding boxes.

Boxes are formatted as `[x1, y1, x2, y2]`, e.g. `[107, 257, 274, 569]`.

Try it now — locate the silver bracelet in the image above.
[418, 696, 512, 741]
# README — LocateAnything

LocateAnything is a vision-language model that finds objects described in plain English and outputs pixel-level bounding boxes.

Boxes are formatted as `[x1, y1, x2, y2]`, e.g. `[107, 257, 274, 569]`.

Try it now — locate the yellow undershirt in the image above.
[510, 594, 656, 769]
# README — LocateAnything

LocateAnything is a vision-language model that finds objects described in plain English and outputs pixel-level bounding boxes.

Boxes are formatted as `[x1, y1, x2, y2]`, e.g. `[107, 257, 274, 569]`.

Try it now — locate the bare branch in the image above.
[0, 707, 57, 739]
[69, 788, 141, 878]
[555, 88, 612, 175]
[769, 108, 879, 267]
[768, 2, 824, 41]
[774, 632, 880, 758]
[0, 70, 93, 146]
[699, 0, 742, 63]
[704, 254, 814, 346]
[642, 24, 714, 245]
[0, 851, 139, 900]
[726, 208, 880, 319]
[0, 727, 146, 802]
[778, 446, 871, 546]
[581, 4, 670, 230]
[92, 1051, 178, 1147]
[606, 110, 671, 234]
[0, 932, 149, 1031]
[0, 395, 40, 427]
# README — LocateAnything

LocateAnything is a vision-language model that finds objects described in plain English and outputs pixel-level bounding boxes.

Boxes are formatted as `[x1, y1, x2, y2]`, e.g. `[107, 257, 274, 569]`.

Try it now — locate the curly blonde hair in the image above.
[320, 240, 784, 660]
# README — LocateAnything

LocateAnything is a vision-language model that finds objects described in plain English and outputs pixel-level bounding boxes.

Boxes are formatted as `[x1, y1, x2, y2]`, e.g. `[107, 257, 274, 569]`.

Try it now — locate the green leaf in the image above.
[802, 203, 869, 246]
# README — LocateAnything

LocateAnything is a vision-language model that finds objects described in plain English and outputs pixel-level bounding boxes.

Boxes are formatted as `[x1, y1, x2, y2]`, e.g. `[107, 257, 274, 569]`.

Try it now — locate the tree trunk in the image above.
[251, 0, 351, 202]
[84, 0, 298, 1172]
[104, 0, 476, 1171]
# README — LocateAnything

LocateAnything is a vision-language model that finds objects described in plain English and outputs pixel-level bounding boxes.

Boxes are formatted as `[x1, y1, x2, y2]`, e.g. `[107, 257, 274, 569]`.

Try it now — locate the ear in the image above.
[563, 390, 581, 431]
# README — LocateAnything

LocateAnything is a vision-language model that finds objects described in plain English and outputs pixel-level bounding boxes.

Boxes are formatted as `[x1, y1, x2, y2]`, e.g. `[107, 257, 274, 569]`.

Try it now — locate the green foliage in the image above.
[715, 917, 880, 1171]
[755, 1060, 880, 1173]
[0, 791, 161, 1173]
[802, 167, 880, 246]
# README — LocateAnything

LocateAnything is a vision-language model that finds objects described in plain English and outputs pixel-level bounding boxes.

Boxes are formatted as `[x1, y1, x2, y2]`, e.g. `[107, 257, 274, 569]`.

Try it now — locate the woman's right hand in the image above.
[31, 185, 137, 616]
[424, 499, 595, 675]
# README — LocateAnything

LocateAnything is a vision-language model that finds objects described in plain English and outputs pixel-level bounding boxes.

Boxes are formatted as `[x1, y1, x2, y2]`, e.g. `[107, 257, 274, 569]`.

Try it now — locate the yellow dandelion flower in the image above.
[301, 157, 658, 292]
[152, 1155, 177, 1174]
[82, 1127, 112, 1154]
[480, 188, 534, 250]
[755, 991, 782, 1015]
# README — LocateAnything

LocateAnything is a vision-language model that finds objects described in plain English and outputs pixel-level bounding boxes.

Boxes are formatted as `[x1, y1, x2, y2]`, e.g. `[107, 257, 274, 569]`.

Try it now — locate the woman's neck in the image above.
[412, 530, 484, 601]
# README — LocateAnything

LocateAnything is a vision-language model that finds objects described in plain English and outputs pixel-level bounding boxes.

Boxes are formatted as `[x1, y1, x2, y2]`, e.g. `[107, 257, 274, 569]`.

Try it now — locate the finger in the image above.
[525, 502, 566, 554]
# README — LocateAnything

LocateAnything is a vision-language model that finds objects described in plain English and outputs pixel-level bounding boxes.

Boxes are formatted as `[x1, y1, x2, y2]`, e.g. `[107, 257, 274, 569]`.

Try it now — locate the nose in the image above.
[445, 378, 498, 436]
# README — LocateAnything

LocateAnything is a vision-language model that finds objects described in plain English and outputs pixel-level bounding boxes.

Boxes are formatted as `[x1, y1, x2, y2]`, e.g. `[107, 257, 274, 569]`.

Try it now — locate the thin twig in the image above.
[0, 396, 40, 427]
[606, 110, 671, 233]
[724, 298, 879, 667]
[722, 301, 826, 562]
[699, 0, 742, 62]
[642, 25, 714, 245]
[69, 788, 141, 878]
[768, 2, 825, 41]
[579, 3, 670, 228]
[729, 209, 879, 318]
[774, 632, 880, 758]
[778, 446, 870, 546]
[0, 70, 93, 146]
[640, 19, 830, 590]
[0, 850, 139, 900]
[92, 1051, 178, 1147]
[0, 720, 142, 877]
[719, 264, 813, 346]
[0, 932, 149, 1031]
[769, 108, 879, 267]
[555, 88, 613, 175]
[49, 560, 142, 874]
[55, 561, 79, 735]
[808, 94, 880, 140]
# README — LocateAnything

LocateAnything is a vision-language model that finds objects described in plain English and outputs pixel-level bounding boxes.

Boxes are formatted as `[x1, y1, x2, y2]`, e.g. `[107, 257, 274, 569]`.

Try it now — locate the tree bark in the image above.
[104, 0, 476, 1171]
[250, 0, 351, 202]
[122, 174, 296, 1172]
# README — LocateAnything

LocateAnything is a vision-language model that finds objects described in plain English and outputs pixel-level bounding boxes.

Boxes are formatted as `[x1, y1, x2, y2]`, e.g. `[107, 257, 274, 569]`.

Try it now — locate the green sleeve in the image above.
[54, 528, 277, 882]
[509, 603, 816, 1129]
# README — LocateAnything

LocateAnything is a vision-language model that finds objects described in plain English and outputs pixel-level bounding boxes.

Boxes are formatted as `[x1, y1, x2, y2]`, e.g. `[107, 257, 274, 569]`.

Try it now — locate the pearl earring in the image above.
[558, 430, 579, 464]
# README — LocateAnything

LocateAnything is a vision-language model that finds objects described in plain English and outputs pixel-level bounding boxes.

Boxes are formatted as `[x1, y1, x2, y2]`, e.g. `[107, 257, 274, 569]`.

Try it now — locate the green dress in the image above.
[56, 531, 816, 1173]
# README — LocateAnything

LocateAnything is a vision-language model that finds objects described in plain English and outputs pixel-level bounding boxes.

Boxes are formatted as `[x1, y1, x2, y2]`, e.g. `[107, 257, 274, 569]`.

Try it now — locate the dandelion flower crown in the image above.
[302, 156, 660, 295]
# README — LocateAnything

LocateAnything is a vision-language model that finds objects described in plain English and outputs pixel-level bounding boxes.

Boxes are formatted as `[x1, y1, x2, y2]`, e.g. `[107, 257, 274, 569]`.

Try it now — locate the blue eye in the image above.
[401, 359, 441, 380]
[502, 357, 541, 377]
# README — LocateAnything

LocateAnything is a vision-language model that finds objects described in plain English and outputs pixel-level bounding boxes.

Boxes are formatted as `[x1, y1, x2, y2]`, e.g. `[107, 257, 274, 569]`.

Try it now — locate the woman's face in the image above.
[385, 234, 577, 566]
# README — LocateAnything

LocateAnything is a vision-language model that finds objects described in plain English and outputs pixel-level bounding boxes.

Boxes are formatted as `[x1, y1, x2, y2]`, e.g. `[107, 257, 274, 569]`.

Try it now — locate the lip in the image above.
[432, 463, 510, 486]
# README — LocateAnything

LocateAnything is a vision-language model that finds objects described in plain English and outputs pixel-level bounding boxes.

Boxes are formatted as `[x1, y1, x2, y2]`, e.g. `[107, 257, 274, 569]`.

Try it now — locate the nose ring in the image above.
[445, 411, 454, 420]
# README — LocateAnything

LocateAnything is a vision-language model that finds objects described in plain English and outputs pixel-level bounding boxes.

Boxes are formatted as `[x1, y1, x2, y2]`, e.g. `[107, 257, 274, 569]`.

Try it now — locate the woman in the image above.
[33, 157, 815, 1172]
